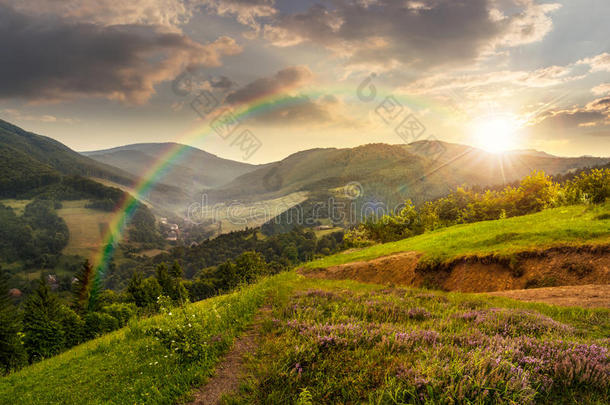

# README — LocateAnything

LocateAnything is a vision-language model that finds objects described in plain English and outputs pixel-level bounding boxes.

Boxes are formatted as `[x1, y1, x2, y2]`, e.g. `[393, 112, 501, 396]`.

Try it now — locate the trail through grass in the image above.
[1, 273, 608, 404]
[226, 276, 610, 404]
[0, 273, 297, 405]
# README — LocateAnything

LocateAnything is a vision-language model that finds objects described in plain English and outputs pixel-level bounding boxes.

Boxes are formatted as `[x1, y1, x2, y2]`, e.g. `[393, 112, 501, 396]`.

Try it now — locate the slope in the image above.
[209, 142, 610, 206]
[305, 203, 610, 268]
[0, 119, 135, 189]
[1, 272, 608, 404]
[83, 142, 261, 191]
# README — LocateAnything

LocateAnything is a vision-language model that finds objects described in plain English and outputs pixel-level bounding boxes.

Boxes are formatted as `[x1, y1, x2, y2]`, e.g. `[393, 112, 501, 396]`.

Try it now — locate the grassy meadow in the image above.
[226, 277, 610, 404]
[56, 200, 116, 257]
[0, 273, 295, 404]
[306, 203, 610, 269]
[1, 272, 608, 404]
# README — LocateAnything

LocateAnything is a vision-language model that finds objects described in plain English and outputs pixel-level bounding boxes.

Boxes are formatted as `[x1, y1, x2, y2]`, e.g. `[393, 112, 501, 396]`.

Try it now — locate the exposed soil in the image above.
[303, 251, 422, 286]
[486, 284, 610, 308]
[300, 245, 610, 296]
[187, 308, 269, 405]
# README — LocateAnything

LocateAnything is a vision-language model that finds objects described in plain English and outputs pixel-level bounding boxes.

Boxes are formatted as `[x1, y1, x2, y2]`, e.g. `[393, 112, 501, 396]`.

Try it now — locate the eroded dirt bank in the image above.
[300, 245, 610, 299]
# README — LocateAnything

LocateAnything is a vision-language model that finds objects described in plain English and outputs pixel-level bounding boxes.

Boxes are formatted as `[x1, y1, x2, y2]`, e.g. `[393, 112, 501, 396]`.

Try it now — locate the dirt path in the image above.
[486, 284, 610, 308]
[187, 307, 269, 405]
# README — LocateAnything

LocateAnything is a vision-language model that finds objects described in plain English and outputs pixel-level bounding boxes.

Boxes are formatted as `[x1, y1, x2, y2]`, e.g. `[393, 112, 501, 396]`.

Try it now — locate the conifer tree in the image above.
[0, 268, 26, 373]
[72, 260, 94, 314]
[22, 277, 65, 362]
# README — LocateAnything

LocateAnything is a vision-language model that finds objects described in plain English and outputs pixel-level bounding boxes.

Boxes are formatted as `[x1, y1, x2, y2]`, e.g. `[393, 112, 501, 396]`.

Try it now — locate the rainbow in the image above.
[88, 82, 455, 305]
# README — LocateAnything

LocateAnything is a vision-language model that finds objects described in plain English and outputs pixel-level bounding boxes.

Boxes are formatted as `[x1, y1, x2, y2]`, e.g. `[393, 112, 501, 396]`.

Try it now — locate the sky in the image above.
[0, 0, 609, 164]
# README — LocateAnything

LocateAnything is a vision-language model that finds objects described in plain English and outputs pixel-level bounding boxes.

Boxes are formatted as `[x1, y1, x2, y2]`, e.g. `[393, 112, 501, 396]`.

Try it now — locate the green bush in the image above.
[84, 312, 120, 339]
[100, 303, 137, 327]
[58, 305, 84, 348]
[567, 168, 610, 204]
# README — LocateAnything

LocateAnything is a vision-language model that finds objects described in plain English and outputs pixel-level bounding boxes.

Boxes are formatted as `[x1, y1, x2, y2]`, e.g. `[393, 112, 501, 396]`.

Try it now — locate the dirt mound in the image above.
[302, 251, 422, 286]
[486, 285, 610, 308]
[300, 245, 610, 295]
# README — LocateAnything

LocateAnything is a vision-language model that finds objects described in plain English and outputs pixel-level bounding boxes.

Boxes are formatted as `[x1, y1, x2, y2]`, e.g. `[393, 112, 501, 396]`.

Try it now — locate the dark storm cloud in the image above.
[224, 66, 313, 105]
[262, 0, 560, 70]
[0, 4, 241, 103]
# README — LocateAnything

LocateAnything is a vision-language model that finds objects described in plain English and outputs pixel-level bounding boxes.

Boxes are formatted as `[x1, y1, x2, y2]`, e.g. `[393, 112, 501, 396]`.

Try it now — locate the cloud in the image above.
[578, 52, 610, 73]
[0, 4, 242, 103]
[493, 1, 562, 47]
[1, 108, 78, 124]
[529, 97, 610, 131]
[201, 0, 276, 30]
[592, 83, 610, 96]
[0, 0, 193, 30]
[220, 66, 360, 127]
[225, 66, 313, 105]
[402, 64, 580, 95]
[261, 0, 560, 70]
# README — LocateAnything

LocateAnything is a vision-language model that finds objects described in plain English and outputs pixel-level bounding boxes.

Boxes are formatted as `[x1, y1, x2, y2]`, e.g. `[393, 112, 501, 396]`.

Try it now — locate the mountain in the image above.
[404, 140, 610, 187]
[0, 119, 136, 188]
[0, 118, 143, 197]
[206, 141, 610, 204]
[83, 143, 262, 191]
[0, 119, 192, 215]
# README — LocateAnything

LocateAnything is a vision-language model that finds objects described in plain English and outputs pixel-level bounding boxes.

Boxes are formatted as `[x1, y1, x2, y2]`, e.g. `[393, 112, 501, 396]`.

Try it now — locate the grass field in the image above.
[306, 203, 610, 269]
[56, 200, 116, 257]
[227, 277, 610, 404]
[1, 273, 607, 404]
[0, 273, 294, 405]
[1, 198, 116, 258]
[0, 199, 31, 216]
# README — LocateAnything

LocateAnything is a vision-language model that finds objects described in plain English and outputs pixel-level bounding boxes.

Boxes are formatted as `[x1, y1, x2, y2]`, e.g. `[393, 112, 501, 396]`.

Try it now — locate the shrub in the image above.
[568, 168, 610, 204]
[83, 312, 120, 339]
[58, 305, 84, 348]
[100, 303, 137, 327]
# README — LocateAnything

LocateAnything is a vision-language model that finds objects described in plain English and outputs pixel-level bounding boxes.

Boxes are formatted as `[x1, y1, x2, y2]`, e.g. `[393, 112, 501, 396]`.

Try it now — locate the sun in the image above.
[472, 116, 519, 153]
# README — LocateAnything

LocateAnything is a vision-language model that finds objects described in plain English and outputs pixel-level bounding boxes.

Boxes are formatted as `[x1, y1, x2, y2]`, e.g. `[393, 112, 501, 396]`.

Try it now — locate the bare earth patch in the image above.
[300, 246, 609, 294]
[486, 284, 610, 308]
[187, 308, 269, 405]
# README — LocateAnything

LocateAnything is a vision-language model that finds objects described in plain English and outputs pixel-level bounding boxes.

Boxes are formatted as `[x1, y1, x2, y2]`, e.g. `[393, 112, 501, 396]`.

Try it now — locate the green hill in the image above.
[83, 142, 262, 192]
[306, 203, 610, 269]
[0, 119, 187, 213]
[0, 119, 136, 193]
[209, 142, 610, 204]
[1, 270, 607, 404]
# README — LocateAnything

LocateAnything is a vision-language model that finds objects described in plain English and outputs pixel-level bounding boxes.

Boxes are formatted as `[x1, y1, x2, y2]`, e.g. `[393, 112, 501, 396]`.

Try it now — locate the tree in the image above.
[72, 260, 94, 314]
[0, 268, 26, 373]
[58, 305, 84, 349]
[127, 272, 162, 308]
[215, 260, 239, 291]
[22, 278, 65, 362]
[515, 171, 559, 214]
[234, 251, 267, 284]
[156, 262, 188, 303]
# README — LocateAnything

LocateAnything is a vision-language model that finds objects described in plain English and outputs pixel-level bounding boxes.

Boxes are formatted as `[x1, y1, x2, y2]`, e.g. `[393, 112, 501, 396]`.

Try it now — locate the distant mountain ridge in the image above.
[83, 142, 263, 192]
[204, 141, 610, 205]
[0, 119, 135, 187]
[2, 118, 609, 222]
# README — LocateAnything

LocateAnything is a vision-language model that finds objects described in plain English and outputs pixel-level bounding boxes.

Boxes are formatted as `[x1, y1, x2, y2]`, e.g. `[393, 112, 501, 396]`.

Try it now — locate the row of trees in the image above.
[0, 262, 136, 374]
[347, 168, 610, 244]
[1, 226, 347, 373]
[154, 227, 344, 279]
[0, 199, 69, 266]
